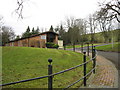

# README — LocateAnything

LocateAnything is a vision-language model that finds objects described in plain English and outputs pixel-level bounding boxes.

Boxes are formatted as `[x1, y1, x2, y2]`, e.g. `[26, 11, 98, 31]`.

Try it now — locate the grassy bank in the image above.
[2, 47, 92, 88]
[96, 42, 120, 52]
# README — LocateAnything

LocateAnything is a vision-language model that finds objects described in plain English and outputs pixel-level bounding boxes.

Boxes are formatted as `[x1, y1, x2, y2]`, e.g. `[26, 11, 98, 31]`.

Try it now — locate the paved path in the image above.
[97, 51, 119, 89]
[87, 55, 118, 88]
[76, 51, 118, 88]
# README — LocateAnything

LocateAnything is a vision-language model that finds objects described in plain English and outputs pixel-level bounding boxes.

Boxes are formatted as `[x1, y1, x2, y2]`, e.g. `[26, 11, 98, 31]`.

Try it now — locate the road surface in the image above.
[97, 51, 119, 69]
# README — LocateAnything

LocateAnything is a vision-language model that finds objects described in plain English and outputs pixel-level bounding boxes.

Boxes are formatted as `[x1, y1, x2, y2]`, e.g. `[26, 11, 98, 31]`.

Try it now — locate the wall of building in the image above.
[6, 33, 58, 48]
[39, 34, 47, 48]
[53, 35, 58, 44]
[28, 34, 46, 48]
[14, 41, 18, 46]
[18, 38, 29, 47]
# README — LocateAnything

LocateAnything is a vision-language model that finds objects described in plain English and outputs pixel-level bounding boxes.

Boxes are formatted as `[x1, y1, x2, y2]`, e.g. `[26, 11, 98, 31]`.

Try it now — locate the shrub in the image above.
[53, 44, 59, 48]
[46, 42, 59, 48]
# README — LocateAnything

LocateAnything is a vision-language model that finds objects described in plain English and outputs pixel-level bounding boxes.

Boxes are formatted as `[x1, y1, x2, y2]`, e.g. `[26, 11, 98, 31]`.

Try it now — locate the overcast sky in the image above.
[0, 0, 102, 35]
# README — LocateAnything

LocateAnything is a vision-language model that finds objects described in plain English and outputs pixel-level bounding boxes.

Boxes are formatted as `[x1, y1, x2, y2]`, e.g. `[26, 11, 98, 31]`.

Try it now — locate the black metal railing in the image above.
[0, 44, 97, 90]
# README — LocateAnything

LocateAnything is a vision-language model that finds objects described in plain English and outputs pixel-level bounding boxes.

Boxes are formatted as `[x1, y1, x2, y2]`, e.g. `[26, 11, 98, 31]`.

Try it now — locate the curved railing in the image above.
[0, 46, 97, 89]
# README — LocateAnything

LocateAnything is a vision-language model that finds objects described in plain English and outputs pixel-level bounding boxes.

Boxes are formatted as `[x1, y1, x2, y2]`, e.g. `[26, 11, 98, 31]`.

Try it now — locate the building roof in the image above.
[7, 31, 59, 43]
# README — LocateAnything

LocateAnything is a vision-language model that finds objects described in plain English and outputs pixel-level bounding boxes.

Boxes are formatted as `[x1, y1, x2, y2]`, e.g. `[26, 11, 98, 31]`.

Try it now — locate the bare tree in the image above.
[88, 15, 94, 43]
[65, 16, 76, 28]
[97, 11, 113, 43]
[98, 0, 120, 23]
[0, 16, 4, 29]
[0, 16, 4, 46]
[1, 26, 15, 46]
[96, 0, 119, 43]
[87, 13, 98, 43]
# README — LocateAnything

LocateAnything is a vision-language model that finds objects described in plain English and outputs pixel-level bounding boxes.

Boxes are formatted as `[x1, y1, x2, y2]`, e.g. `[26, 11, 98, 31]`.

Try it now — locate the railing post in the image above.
[83, 52, 86, 86]
[73, 43, 75, 52]
[92, 47, 96, 74]
[64, 45, 66, 50]
[93, 46, 96, 73]
[92, 44, 93, 54]
[81, 43, 83, 53]
[48, 59, 53, 90]
[92, 44, 94, 73]
[87, 43, 89, 56]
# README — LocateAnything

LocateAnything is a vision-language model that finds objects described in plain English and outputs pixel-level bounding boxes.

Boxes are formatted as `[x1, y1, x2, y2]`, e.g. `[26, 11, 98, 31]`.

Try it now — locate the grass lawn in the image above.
[96, 42, 120, 52]
[2, 47, 92, 88]
[66, 43, 104, 49]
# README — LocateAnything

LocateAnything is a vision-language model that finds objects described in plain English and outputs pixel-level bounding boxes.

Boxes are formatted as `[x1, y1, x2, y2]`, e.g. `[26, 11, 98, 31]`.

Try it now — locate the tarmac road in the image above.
[66, 43, 112, 52]
[97, 51, 119, 70]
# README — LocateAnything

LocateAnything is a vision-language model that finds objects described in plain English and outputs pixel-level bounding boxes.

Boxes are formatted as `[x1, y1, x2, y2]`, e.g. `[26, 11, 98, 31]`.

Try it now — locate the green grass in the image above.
[66, 43, 104, 49]
[96, 42, 120, 52]
[2, 47, 92, 88]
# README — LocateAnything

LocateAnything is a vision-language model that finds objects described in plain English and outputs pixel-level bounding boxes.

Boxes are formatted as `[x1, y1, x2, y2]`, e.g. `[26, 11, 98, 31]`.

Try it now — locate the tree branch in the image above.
[115, 14, 120, 23]
[15, 0, 24, 19]
[107, 4, 120, 15]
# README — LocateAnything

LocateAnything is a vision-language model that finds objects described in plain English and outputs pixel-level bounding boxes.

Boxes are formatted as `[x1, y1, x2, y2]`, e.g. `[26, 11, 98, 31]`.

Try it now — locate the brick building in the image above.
[5, 31, 58, 48]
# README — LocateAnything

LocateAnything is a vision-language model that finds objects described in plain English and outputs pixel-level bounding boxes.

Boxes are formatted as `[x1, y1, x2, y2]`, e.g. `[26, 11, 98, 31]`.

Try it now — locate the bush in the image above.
[53, 44, 59, 48]
[46, 42, 59, 48]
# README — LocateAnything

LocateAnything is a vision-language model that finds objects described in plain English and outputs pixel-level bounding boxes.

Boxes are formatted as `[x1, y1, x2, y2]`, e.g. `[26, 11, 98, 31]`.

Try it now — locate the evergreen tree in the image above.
[35, 26, 40, 34]
[49, 25, 54, 31]
[26, 26, 30, 33]
[15, 35, 20, 40]
[22, 26, 31, 38]
[32, 27, 35, 35]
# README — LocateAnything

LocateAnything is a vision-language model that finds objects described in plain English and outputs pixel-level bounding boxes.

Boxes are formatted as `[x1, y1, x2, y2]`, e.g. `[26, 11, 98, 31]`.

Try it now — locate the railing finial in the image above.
[48, 58, 52, 64]
[83, 52, 86, 54]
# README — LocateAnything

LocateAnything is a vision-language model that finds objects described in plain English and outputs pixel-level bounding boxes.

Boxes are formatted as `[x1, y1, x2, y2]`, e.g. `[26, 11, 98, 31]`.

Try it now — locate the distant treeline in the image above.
[59, 29, 120, 45]
[84, 29, 120, 43]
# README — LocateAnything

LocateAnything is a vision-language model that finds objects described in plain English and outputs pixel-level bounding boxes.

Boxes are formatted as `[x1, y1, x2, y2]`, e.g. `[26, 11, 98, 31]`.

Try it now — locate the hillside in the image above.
[2, 47, 92, 88]
[86, 29, 120, 43]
